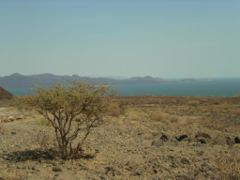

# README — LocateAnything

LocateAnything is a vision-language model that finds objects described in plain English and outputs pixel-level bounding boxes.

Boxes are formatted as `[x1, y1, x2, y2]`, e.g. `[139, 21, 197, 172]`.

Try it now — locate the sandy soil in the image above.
[0, 97, 240, 180]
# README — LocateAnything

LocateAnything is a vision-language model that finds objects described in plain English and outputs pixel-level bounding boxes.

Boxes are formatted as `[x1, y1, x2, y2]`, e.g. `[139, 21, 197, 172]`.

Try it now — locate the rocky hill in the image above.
[0, 86, 13, 99]
[0, 73, 164, 88]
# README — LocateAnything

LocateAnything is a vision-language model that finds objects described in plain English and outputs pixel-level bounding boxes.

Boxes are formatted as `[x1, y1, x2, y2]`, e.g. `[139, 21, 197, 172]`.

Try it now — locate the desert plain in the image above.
[0, 96, 240, 180]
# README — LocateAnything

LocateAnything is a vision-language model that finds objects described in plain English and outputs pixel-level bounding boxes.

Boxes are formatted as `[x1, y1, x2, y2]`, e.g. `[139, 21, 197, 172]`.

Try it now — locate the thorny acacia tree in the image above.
[21, 82, 109, 159]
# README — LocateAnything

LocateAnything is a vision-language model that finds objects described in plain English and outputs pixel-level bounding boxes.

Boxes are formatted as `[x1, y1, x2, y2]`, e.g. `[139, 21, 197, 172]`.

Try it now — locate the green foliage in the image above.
[19, 82, 109, 159]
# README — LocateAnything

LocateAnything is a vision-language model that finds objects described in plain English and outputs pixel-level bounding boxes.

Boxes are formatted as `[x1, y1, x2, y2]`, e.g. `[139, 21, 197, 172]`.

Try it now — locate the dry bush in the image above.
[150, 111, 168, 121]
[107, 101, 126, 117]
[216, 149, 240, 179]
[18, 82, 109, 159]
[149, 111, 178, 123]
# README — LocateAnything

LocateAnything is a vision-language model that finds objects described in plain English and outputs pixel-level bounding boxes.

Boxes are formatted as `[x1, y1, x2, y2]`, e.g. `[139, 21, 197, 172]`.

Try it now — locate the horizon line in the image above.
[1, 73, 240, 80]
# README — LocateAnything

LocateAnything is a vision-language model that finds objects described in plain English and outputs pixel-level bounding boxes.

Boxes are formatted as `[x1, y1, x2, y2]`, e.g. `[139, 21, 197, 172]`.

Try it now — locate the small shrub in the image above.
[149, 111, 176, 121]
[107, 101, 126, 117]
[19, 82, 109, 159]
[149, 111, 168, 121]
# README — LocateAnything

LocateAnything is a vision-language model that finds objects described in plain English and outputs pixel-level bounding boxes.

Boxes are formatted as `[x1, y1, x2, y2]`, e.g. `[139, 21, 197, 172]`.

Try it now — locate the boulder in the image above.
[176, 134, 188, 142]
[195, 132, 211, 140]
[195, 132, 211, 144]
[197, 138, 207, 144]
[152, 134, 169, 147]
[234, 137, 240, 144]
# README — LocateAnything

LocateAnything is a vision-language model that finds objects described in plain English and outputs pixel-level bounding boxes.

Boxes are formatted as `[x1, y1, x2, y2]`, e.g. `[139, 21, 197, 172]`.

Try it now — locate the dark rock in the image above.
[105, 166, 120, 176]
[132, 171, 141, 176]
[180, 158, 190, 165]
[160, 134, 169, 142]
[11, 131, 16, 135]
[197, 138, 207, 144]
[234, 137, 240, 144]
[195, 132, 211, 144]
[153, 169, 158, 174]
[195, 132, 211, 140]
[48, 162, 57, 166]
[176, 135, 188, 142]
[152, 134, 169, 147]
[52, 167, 62, 172]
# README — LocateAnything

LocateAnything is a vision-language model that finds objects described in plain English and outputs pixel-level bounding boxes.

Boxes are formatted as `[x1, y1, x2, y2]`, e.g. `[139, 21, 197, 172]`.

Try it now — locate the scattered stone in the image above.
[52, 167, 62, 172]
[197, 138, 207, 144]
[132, 171, 141, 176]
[195, 132, 211, 144]
[160, 134, 169, 142]
[234, 137, 240, 144]
[152, 134, 169, 147]
[105, 166, 120, 176]
[153, 169, 158, 174]
[180, 158, 190, 165]
[195, 132, 211, 140]
[8, 116, 15, 122]
[48, 161, 57, 166]
[226, 137, 235, 146]
[176, 135, 188, 142]
[16, 115, 24, 120]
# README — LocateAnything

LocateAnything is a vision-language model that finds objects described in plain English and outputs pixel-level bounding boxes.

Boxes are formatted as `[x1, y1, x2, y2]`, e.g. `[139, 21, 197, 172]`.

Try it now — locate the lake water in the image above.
[6, 79, 240, 97]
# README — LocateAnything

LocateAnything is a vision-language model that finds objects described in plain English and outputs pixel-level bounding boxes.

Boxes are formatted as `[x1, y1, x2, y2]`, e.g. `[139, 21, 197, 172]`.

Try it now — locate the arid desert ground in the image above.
[0, 96, 240, 180]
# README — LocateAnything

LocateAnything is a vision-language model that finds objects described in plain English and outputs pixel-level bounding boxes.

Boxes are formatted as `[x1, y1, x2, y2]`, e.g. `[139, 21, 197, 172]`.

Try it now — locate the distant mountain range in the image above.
[0, 73, 164, 88]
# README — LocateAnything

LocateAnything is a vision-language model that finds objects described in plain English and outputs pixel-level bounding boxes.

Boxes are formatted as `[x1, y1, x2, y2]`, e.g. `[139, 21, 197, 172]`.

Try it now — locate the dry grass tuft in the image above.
[37, 117, 51, 126]
[149, 111, 178, 123]
[34, 130, 53, 151]
[215, 149, 240, 179]
[0, 169, 26, 180]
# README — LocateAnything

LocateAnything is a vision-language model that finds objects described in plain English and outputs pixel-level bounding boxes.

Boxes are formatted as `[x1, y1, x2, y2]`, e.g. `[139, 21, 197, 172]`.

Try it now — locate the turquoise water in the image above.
[6, 79, 240, 97]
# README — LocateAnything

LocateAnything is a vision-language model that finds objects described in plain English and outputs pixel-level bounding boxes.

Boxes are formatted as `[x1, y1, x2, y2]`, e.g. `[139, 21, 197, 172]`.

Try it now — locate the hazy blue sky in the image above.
[0, 0, 240, 78]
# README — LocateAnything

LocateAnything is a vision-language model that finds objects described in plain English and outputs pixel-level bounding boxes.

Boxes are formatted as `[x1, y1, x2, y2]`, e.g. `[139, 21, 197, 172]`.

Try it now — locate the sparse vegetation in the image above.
[18, 82, 109, 159]
[34, 130, 53, 151]
[216, 149, 240, 179]
[0, 96, 240, 179]
[0, 121, 3, 134]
